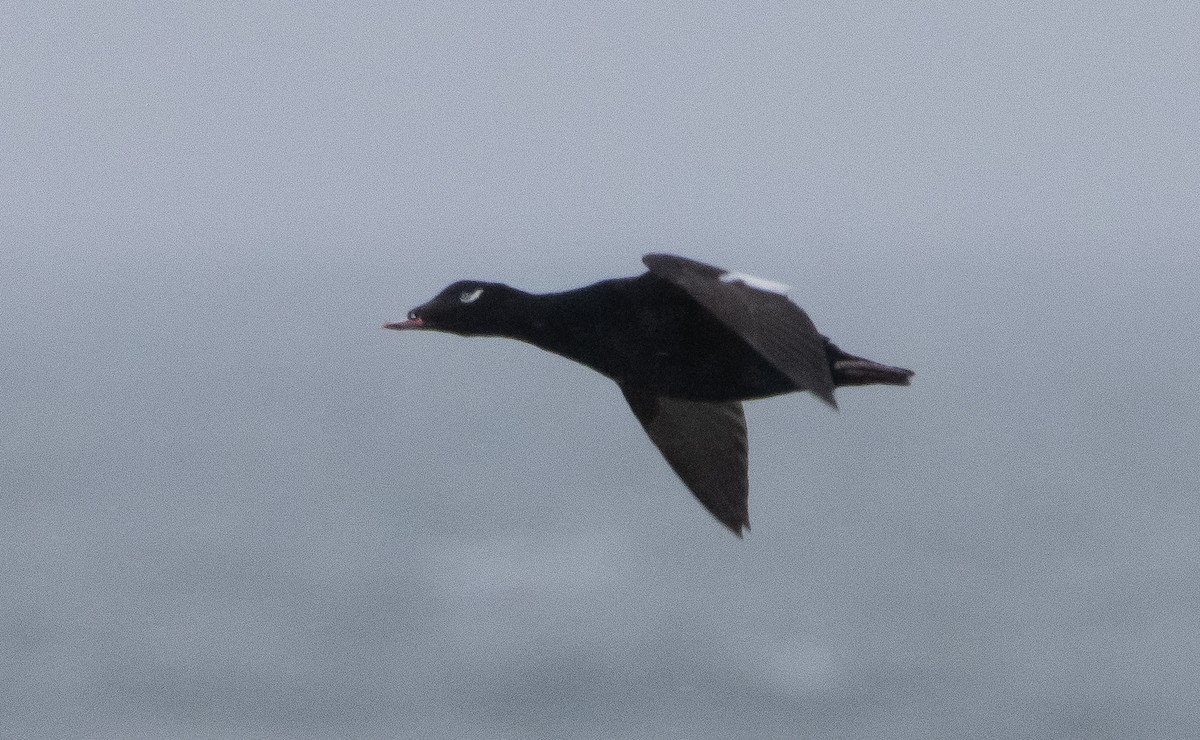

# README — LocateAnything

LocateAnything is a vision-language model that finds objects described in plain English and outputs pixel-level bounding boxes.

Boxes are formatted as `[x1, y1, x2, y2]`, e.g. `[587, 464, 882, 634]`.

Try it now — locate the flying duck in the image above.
[385, 253, 912, 536]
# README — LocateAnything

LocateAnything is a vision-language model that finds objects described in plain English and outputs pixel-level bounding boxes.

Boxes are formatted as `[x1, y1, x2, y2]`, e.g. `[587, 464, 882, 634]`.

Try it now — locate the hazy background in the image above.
[4, 2, 1199, 738]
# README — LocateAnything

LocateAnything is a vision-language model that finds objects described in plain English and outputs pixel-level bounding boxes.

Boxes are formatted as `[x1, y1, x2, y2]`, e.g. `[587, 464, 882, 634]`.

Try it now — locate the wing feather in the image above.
[642, 253, 836, 407]
[621, 386, 750, 536]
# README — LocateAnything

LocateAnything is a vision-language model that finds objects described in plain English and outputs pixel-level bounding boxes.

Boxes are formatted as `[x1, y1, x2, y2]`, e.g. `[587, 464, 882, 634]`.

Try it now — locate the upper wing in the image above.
[642, 253, 836, 408]
[621, 385, 750, 537]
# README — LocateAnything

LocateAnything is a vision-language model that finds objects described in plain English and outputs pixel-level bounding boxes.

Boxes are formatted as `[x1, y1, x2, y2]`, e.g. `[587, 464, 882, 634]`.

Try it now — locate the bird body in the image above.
[386, 254, 912, 535]
[448, 273, 800, 402]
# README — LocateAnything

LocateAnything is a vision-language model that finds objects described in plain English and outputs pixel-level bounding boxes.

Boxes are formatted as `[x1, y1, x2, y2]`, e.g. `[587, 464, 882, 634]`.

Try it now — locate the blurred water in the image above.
[4, 244, 1198, 739]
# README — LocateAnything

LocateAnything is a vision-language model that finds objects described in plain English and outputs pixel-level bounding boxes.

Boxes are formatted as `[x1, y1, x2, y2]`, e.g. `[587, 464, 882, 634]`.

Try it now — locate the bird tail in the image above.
[825, 341, 914, 387]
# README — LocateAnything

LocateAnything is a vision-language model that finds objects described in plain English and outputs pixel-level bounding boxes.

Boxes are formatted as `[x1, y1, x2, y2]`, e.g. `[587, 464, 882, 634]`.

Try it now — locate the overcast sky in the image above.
[3, 2, 1199, 738]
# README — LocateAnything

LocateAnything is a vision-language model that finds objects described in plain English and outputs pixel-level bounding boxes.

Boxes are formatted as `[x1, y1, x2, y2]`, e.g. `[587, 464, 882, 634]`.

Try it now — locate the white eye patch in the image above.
[719, 270, 791, 295]
[459, 288, 484, 304]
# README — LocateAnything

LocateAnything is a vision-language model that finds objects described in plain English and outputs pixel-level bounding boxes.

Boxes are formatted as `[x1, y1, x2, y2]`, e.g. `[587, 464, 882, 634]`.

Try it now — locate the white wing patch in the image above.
[719, 271, 791, 295]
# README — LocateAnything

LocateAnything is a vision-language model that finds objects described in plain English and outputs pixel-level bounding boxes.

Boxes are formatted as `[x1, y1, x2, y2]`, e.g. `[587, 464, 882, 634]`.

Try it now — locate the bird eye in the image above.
[459, 288, 484, 304]
[407, 310, 419, 320]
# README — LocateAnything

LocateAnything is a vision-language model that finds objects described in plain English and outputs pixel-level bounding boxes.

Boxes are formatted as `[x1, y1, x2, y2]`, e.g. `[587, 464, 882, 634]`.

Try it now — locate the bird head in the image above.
[384, 281, 517, 337]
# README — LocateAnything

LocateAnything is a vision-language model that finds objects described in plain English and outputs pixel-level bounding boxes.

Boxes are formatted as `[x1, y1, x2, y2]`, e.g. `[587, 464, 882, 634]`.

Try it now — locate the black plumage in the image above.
[385, 253, 913, 536]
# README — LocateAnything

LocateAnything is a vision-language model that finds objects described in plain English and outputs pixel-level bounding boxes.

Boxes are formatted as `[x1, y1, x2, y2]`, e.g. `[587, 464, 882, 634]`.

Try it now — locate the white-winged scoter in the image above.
[385, 253, 912, 536]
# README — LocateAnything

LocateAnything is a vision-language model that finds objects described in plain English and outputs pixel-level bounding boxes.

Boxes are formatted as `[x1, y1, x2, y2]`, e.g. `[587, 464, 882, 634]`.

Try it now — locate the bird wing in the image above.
[620, 385, 750, 536]
[642, 253, 836, 408]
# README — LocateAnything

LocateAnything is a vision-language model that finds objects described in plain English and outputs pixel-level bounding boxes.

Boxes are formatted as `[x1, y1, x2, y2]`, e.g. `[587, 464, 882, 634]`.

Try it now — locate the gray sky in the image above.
[4, 2, 1199, 738]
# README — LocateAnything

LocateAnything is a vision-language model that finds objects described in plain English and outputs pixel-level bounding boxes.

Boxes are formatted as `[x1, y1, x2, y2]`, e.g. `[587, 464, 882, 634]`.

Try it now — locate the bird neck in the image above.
[497, 290, 579, 348]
